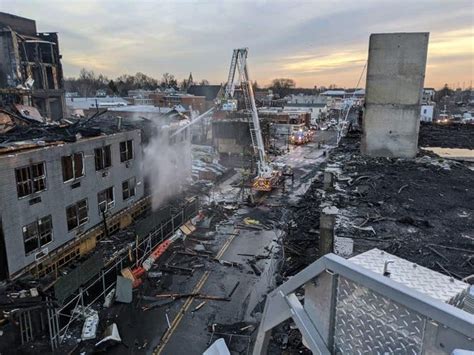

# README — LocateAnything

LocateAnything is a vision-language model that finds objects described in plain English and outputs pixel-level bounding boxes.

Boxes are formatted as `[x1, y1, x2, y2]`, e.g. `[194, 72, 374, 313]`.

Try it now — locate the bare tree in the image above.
[161, 73, 178, 88]
[269, 78, 296, 98]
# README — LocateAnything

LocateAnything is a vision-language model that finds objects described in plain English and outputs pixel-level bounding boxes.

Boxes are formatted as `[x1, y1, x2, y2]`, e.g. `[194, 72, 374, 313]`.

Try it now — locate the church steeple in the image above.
[187, 72, 194, 88]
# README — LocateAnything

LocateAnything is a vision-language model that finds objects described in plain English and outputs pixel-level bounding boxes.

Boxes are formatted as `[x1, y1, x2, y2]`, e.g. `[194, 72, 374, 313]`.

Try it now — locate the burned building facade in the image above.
[212, 111, 272, 169]
[0, 12, 66, 120]
[0, 129, 144, 280]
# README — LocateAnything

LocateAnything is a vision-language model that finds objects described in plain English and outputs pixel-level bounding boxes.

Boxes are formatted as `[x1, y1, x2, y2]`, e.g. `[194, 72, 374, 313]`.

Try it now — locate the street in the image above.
[105, 131, 337, 355]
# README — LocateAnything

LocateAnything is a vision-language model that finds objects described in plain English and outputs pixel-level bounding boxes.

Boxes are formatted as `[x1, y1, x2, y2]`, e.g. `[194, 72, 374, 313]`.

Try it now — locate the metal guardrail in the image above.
[47, 198, 200, 350]
[253, 253, 474, 354]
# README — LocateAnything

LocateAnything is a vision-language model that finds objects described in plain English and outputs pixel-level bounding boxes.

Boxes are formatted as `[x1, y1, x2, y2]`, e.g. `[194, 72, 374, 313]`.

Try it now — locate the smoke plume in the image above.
[142, 119, 192, 210]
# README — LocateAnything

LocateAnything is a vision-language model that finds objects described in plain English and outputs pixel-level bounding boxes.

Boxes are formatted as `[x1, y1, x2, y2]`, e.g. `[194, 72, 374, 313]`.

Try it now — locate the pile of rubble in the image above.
[322, 132, 473, 280]
[282, 176, 324, 277]
[419, 122, 474, 149]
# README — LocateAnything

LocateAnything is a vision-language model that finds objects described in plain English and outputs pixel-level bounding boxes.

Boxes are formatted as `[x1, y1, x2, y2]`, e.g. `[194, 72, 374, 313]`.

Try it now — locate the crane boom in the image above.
[223, 48, 272, 178]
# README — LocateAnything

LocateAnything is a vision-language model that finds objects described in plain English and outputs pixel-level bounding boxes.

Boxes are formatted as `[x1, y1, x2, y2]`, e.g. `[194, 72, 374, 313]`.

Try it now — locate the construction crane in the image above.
[220, 48, 282, 191]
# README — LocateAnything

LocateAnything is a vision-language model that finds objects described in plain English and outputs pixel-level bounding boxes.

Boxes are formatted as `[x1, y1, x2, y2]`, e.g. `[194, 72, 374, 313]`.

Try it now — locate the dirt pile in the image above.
[328, 133, 473, 279]
[419, 123, 474, 149]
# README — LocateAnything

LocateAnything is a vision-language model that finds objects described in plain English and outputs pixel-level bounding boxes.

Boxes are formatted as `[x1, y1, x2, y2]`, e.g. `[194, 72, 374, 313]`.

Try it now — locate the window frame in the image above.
[122, 177, 136, 201]
[98, 187, 115, 214]
[22, 215, 53, 256]
[120, 140, 134, 162]
[62, 152, 85, 182]
[15, 162, 47, 198]
[66, 199, 89, 231]
[94, 145, 112, 171]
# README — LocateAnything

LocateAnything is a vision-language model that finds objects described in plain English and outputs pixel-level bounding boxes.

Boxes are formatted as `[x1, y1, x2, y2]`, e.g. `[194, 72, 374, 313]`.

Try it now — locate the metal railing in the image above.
[47, 198, 200, 350]
[253, 253, 474, 354]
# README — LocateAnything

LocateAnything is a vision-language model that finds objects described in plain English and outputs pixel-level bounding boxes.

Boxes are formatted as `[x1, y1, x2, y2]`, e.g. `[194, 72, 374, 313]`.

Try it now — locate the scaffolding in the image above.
[46, 198, 200, 350]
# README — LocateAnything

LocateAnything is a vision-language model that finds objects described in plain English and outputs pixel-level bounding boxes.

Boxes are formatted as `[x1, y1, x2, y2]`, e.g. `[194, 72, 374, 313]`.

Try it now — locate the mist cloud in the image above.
[142, 121, 192, 210]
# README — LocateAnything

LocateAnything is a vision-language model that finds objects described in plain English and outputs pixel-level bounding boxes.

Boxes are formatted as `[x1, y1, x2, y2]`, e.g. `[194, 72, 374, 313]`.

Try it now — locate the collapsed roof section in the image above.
[0, 104, 191, 155]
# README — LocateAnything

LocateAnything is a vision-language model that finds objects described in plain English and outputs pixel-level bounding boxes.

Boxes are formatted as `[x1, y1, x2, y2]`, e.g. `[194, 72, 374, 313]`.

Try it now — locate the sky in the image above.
[2, 0, 473, 89]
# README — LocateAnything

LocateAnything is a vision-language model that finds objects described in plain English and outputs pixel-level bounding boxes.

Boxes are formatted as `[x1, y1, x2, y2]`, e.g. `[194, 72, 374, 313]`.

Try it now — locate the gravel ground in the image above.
[419, 122, 474, 149]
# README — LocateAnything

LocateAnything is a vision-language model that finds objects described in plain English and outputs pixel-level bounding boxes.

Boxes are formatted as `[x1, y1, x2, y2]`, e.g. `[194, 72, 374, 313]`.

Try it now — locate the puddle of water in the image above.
[422, 147, 474, 162]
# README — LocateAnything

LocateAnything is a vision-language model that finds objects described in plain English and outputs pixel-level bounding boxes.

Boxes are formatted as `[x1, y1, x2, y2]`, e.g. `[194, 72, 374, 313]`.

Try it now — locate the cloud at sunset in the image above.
[2, 0, 472, 89]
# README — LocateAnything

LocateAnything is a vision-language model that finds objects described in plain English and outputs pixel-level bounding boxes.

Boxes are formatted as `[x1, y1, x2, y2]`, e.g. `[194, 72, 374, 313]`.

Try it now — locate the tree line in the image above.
[64, 68, 339, 98]
[64, 69, 209, 97]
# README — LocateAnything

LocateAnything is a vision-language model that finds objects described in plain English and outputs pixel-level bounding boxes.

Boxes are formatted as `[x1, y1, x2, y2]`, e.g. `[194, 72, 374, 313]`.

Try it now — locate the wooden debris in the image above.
[228, 281, 240, 298]
[398, 184, 409, 194]
[192, 301, 206, 312]
[154, 293, 230, 301]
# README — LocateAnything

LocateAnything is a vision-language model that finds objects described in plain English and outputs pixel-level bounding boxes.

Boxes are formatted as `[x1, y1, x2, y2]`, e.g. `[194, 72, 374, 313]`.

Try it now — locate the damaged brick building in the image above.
[0, 12, 66, 120]
[0, 127, 144, 280]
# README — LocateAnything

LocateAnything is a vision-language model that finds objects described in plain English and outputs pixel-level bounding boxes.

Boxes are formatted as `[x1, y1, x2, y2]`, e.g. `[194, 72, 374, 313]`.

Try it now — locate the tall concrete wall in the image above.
[361, 32, 429, 158]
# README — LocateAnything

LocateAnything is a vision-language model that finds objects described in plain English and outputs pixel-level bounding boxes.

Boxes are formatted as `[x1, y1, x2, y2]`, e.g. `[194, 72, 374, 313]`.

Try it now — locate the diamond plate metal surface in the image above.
[334, 276, 426, 354]
[349, 248, 468, 303]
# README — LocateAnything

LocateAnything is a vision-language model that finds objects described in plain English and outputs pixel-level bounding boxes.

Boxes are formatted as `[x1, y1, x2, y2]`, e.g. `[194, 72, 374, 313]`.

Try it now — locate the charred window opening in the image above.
[120, 140, 133, 162]
[39, 43, 54, 64]
[98, 187, 114, 214]
[61, 152, 84, 182]
[122, 177, 136, 200]
[22, 215, 53, 255]
[94, 145, 112, 171]
[66, 199, 88, 231]
[32, 66, 44, 89]
[46, 66, 55, 89]
[15, 162, 46, 198]
[24, 42, 37, 63]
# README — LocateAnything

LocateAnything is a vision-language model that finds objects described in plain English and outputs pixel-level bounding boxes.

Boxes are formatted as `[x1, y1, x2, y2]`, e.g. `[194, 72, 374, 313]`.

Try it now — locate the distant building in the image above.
[187, 85, 223, 110]
[420, 104, 434, 122]
[284, 95, 328, 123]
[254, 90, 275, 106]
[320, 90, 365, 108]
[107, 104, 190, 119]
[66, 96, 129, 111]
[95, 89, 107, 97]
[152, 93, 205, 112]
[423, 88, 436, 103]
[287, 94, 326, 105]
[0, 12, 66, 120]
[259, 108, 311, 135]
[126, 89, 156, 105]
[344, 89, 365, 98]
[321, 90, 346, 98]
[127, 89, 157, 98]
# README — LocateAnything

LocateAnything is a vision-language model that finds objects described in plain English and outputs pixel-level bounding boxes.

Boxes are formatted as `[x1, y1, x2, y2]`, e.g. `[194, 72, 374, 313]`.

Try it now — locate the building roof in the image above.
[321, 90, 346, 96]
[187, 85, 222, 101]
[0, 110, 142, 154]
[108, 105, 187, 114]
[285, 103, 327, 108]
[351, 89, 365, 95]
[66, 97, 129, 110]
[0, 12, 37, 36]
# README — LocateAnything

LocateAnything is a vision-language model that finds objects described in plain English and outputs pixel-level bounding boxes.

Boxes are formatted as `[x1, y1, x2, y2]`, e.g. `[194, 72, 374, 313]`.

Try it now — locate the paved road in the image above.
[106, 132, 336, 355]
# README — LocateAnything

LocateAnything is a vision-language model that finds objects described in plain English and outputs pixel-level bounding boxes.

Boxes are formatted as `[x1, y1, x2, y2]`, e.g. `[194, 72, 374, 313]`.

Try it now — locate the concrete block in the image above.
[363, 105, 421, 157]
[323, 170, 334, 191]
[362, 32, 429, 158]
[319, 206, 338, 256]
